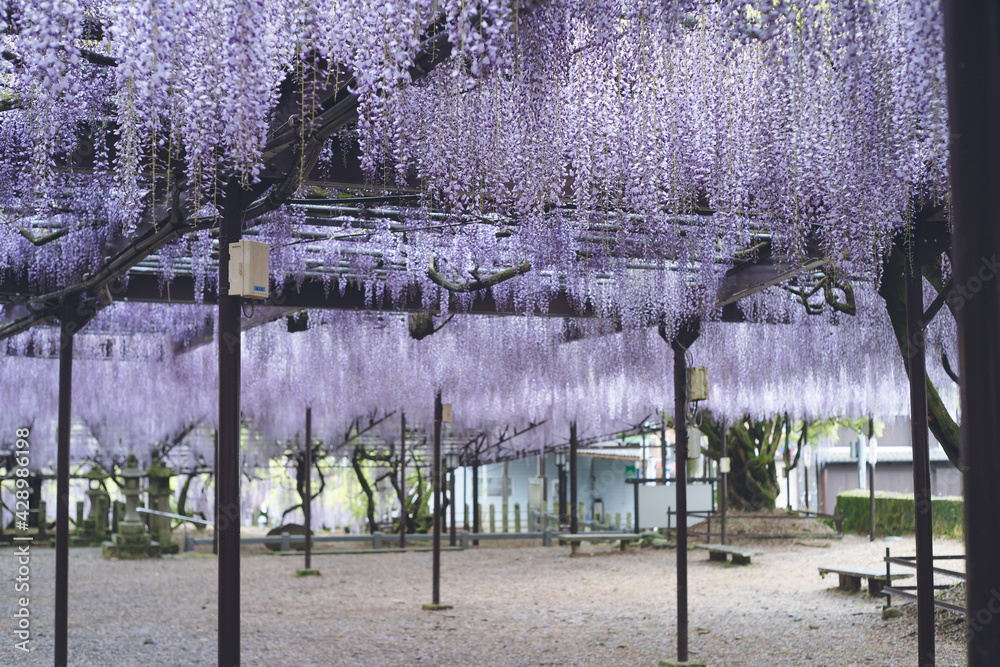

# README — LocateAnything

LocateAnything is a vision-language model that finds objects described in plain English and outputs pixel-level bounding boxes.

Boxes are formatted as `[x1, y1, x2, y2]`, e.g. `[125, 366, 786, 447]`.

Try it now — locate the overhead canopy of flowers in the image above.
[0, 0, 955, 465]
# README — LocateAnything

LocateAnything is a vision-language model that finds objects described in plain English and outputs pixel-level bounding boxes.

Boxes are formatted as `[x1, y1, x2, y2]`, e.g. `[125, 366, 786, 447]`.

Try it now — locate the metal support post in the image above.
[449, 468, 457, 547]
[472, 461, 479, 546]
[569, 423, 578, 534]
[399, 412, 406, 549]
[432, 391, 442, 605]
[721, 421, 728, 546]
[218, 179, 249, 667]
[905, 248, 935, 666]
[671, 320, 700, 664]
[304, 407, 312, 569]
[54, 314, 75, 666]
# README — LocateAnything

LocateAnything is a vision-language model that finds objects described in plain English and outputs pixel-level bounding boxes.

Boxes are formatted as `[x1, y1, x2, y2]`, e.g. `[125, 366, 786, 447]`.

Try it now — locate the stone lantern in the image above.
[146, 458, 178, 554]
[102, 454, 161, 559]
[71, 467, 110, 546]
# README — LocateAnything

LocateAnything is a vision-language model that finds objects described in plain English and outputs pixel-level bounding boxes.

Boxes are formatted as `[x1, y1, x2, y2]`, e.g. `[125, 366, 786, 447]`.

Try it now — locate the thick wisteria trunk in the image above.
[701, 413, 787, 511]
[349, 449, 379, 535]
[878, 244, 961, 466]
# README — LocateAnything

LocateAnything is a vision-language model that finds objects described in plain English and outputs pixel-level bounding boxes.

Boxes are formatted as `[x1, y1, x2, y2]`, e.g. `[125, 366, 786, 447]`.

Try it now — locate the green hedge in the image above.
[834, 490, 964, 540]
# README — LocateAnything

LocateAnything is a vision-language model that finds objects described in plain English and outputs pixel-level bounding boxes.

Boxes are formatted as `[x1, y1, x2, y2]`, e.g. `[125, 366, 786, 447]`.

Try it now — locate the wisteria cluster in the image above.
[0, 0, 950, 326]
[0, 1, 961, 480]
[1, 283, 959, 470]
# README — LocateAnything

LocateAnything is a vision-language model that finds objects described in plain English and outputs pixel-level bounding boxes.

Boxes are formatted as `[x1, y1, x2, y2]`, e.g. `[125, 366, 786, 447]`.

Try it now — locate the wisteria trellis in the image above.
[0, 0, 955, 465]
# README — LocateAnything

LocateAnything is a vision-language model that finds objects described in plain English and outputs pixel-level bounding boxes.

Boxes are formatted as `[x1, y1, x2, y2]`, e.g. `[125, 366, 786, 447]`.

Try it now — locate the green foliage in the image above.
[834, 490, 964, 539]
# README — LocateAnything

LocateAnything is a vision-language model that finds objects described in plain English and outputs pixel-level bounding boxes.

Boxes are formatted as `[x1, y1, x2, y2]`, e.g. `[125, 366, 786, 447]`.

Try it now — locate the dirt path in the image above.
[0, 534, 967, 666]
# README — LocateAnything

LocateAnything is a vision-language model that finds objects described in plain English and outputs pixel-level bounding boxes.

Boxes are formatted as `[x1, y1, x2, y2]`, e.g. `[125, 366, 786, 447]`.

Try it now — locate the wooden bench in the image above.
[818, 566, 909, 596]
[693, 543, 763, 565]
[558, 532, 643, 555]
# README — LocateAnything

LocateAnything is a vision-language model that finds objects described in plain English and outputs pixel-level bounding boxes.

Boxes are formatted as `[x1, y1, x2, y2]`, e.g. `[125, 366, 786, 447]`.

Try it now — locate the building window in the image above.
[484, 476, 512, 497]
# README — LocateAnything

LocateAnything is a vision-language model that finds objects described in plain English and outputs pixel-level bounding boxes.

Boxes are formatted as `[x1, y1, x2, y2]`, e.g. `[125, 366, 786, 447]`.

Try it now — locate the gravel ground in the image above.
[1, 534, 968, 666]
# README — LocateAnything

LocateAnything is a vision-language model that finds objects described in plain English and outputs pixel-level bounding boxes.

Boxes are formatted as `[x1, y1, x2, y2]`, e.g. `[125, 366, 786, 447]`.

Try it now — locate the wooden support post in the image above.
[942, 4, 1000, 664]
[514, 502, 521, 533]
[489, 505, 495, 533]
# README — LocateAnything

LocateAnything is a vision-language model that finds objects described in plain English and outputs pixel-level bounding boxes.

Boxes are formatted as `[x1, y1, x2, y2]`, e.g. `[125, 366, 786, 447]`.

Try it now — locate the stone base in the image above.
[421, 604, 454, 611]
[160, 542, 179, 555]
[296, 569, 321, 577]
[70, 535, 105, 547]
[102, 539, 161, 560]
[658, 660, 706, 667]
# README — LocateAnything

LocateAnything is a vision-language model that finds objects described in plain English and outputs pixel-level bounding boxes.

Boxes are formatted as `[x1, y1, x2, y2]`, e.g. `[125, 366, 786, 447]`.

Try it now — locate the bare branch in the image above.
[942, 350, 960, 385]
[822, 267, 856, 315]
[428, 255, 531, 293]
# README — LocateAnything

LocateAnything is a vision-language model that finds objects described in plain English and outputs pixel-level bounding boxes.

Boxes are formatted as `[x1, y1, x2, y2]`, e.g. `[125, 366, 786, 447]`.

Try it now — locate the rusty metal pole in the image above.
[399, 412, 406, 549]
[941, 3, 1000, 664]
[905, 249, 936, 667]
[432, 391, 442, 605]
[304, 407, 312, 569]
[569, 423, 578, 534]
